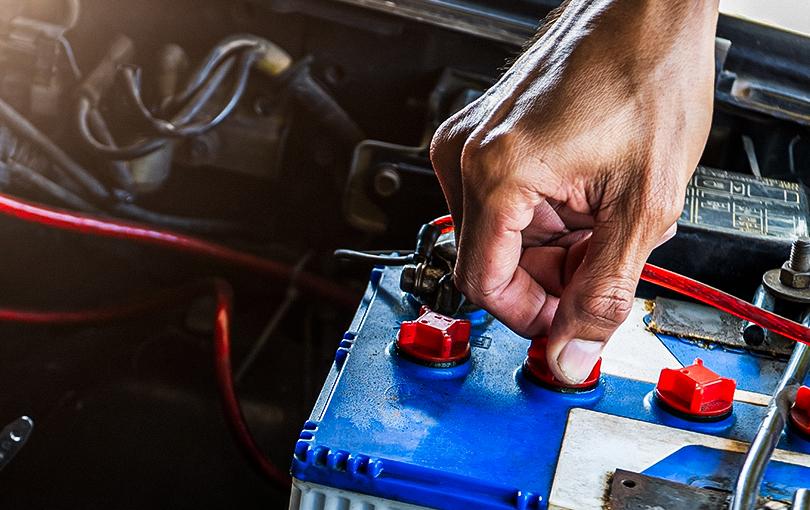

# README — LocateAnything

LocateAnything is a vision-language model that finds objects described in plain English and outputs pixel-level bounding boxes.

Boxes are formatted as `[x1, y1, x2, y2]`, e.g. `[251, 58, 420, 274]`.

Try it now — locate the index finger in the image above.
[454, 187, 557, 337]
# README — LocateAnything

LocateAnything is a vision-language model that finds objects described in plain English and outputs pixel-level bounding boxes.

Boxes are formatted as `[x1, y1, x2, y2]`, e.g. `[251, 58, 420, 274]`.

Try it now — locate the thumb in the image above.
[545, 207, 674, 385]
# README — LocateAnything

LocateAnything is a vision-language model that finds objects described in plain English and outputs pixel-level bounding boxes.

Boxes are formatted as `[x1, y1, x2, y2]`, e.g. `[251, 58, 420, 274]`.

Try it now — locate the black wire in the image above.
[80, 47, 257, 160]
[170, 56, 236, 125]
[0, 97, 111, 202]
[121, 49, 256, 138]
[333, 249, 413, 266]
[86, 107, 136, 194]
[111, 203, 254, 237]
[1, 157, 251, 236]
[1, 160, 100, 213]
[170, 35, 265, 107]
[78, 98, 168, 160]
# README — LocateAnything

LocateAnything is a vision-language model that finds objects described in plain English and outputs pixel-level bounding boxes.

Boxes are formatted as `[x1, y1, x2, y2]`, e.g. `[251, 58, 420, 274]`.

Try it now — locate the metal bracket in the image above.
[609, 469, 730, 510]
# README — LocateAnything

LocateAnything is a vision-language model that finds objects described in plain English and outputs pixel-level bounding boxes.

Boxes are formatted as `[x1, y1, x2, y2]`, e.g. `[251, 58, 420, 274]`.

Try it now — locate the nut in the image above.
[400, 263, 443, 298]
[779, 261, 810, 289]
[400, 265, 418, 294]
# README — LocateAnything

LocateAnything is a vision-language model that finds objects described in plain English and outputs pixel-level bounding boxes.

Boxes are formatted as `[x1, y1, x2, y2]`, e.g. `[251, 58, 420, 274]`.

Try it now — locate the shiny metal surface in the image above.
[793, 488, 810, 510]
[0, 416, 32, 472]
[730, 313, 810, 510]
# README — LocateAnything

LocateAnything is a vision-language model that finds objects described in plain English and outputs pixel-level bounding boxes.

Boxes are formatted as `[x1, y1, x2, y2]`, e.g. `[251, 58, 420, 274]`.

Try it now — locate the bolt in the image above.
[781, 237, 810, 289]
[790, 237, 810, 272]
[373, 166, 401, 198]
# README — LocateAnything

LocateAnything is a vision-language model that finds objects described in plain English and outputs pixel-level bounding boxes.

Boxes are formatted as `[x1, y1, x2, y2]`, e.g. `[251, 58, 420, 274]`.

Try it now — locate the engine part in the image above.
[0, 2, 79, 121]
[645, 166, 810, 300]
[0, 416, 33, 473]
[730, 241, 810, 510]
[343, 69, 490, 236]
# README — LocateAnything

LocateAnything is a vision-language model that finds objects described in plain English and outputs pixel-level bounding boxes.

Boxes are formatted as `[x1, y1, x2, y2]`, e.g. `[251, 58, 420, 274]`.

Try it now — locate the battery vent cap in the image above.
[523, 337, 601, 393]
[654, 359, 735, 422]
[789, 386, 810, 440]
[396, 306, 471, 367]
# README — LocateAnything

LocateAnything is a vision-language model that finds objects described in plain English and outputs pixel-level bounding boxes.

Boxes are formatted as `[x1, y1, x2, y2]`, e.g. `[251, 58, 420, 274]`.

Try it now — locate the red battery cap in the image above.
[523, 337, 601, 392]
[654, 359, 735, 421]
[789, 386, 810, 440]
[397, 306, 471, 367]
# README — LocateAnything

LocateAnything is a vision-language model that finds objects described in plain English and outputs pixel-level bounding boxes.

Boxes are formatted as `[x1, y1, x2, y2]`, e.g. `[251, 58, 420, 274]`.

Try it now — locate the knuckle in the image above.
[453, 261, 502, 306]
[573, 277, 635, 330]
[453, 268, 487, 306]
[458, 131, 531, 195]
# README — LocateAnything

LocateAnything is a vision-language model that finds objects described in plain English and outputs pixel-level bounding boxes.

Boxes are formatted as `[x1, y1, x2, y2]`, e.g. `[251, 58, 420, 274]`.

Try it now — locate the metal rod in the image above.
[794, 489, 810, 510]
[730, 311, 810, 510]
[743, 285, 776, 347]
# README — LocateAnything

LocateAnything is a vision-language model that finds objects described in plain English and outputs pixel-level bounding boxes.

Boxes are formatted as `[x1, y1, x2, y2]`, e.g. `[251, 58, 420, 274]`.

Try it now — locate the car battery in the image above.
[289, 265, 810, 510]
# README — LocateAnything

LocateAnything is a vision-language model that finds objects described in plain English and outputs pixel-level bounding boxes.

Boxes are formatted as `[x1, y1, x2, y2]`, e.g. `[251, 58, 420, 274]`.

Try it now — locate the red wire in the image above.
[0, 193, 361, 309]
[642, 263, 810, 345]
[210, 279, 293, 489]
[0, 277, 292, 489]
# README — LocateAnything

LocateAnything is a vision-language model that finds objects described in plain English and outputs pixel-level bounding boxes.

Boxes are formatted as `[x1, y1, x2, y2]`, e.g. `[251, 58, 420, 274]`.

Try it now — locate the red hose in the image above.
[642, 263, 810, 345]
[0, 193, 361, 309]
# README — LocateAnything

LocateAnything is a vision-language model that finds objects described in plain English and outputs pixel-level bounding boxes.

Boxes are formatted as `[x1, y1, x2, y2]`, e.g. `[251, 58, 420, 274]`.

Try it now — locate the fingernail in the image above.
[556, 339, 603, 385]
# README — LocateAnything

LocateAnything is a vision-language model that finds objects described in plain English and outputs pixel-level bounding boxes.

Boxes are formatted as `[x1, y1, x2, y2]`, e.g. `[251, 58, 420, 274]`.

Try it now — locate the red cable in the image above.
[210, 279, 293, 489]
[642, 263, 810, 345]
[0, 278, 292, 489]
[0, 193, 361, 309]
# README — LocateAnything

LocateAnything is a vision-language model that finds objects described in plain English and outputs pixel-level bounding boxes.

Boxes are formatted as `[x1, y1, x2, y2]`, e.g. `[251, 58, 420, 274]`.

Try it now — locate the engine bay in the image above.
[0, 0, 808, 508]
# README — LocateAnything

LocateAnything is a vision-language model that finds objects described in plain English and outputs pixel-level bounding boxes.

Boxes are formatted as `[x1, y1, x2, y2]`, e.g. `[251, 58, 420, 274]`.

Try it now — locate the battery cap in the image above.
[654, 359, 735, 422]
[789, 385, 810, 440]
[396, 306, 470, 367]
[523, 337, 601, 393]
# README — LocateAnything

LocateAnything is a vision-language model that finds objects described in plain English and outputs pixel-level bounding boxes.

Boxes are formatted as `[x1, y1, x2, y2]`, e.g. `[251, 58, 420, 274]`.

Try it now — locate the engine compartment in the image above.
[0, 0, 807, 508]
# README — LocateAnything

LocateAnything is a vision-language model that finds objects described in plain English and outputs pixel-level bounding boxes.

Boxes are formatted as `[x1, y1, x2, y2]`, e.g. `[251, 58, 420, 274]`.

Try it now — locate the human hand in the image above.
[430, 0, 720, 384]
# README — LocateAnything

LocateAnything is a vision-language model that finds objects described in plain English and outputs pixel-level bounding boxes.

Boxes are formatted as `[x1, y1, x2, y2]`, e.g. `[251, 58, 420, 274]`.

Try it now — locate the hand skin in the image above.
[430, 0, 720, 385]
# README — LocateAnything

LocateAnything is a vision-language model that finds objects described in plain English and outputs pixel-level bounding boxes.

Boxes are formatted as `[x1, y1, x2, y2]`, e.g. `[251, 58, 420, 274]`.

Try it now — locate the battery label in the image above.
[680, 166, 809, 238]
